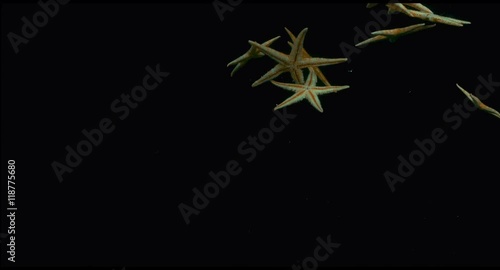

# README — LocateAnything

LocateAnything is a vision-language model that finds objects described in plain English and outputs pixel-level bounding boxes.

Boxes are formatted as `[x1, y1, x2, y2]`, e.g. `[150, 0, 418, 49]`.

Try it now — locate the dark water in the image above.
[1, 2, 499, 267]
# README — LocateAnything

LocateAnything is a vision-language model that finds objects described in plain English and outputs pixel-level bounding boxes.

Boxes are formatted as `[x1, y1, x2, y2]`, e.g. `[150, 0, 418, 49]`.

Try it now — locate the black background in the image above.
[1, 1, 500, 267]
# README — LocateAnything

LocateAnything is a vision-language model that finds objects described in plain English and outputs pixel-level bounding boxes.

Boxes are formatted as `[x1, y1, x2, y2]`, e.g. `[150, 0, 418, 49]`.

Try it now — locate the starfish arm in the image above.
[284, 27, 297, 42]
[456, 84, 475, 102]
[262, 35, 281, 47]
[248, 41, 289, 64]
[305, 91, 324, 112]
[290, 67, 305, 85]
[487, 108, 500, 118]
[297, 57, 347, 69]
[470, 95, 500, 118]
[272, 68, 313, 91]
[311, 85, 350, 94]
[371, 23, 427, 37]
[274, 90, 307, 111]
[456, 84, 500, 118]
[271, 80, 305, 92]
[409, 10, 470, 27]
[252, 64, 288, 87]
[284, 27, 313, 59]
[227, 52, 251, 67]
[403, 3, 433, 14]
[284, 29, 331, 86]
[287, 41, 314, 58]
[254, 36, 282, 58]
[428, 13, 471, 25]
[480, 105, 500, 118]
[386, 3, 414, 17]
[228, 45, 263, 68]
[306, 68, 317, 87]
[286, 41, 331, 86]
[424, 14, 465, 27]
[470, 94, 494, 112]
[227, 36, 280, 76]
[289, 28, 308, 64]
[312, 68, 331, 86]
[443, 17, 471, 25]
[406, 24, 436, 35]
[229, 63, 245, 77]
[355, 35, 388, 47]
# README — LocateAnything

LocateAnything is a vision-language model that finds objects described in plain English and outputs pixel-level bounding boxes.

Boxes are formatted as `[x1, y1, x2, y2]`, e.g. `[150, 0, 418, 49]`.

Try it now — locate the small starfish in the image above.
[248, 28, 347, 87]
[356, 23, 435, 47]
[227, 36, 281, 77]
[355, 35, 387, 47]
[456, 84, 500, 119]
[284, 27, 331, 86]
[272, 68, 349, 113]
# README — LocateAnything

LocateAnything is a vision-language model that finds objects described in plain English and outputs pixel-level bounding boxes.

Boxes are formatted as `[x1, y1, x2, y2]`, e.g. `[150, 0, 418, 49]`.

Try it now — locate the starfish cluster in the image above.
[357, 3, 471, 47]
[227, 6, 498, 121]
[227, 28, 349, 113]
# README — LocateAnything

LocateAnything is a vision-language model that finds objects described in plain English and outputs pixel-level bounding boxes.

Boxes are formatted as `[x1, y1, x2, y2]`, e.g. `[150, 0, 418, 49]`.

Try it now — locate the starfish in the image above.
[456, 84, 500, 119]
[356, 23, 435, 47]
[248, 28, 347, 87]
[366, 3, 470, 26]
[272, 68, 349, 113]
[284, 27, 332, 86]
[227, 36, 281, 77]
